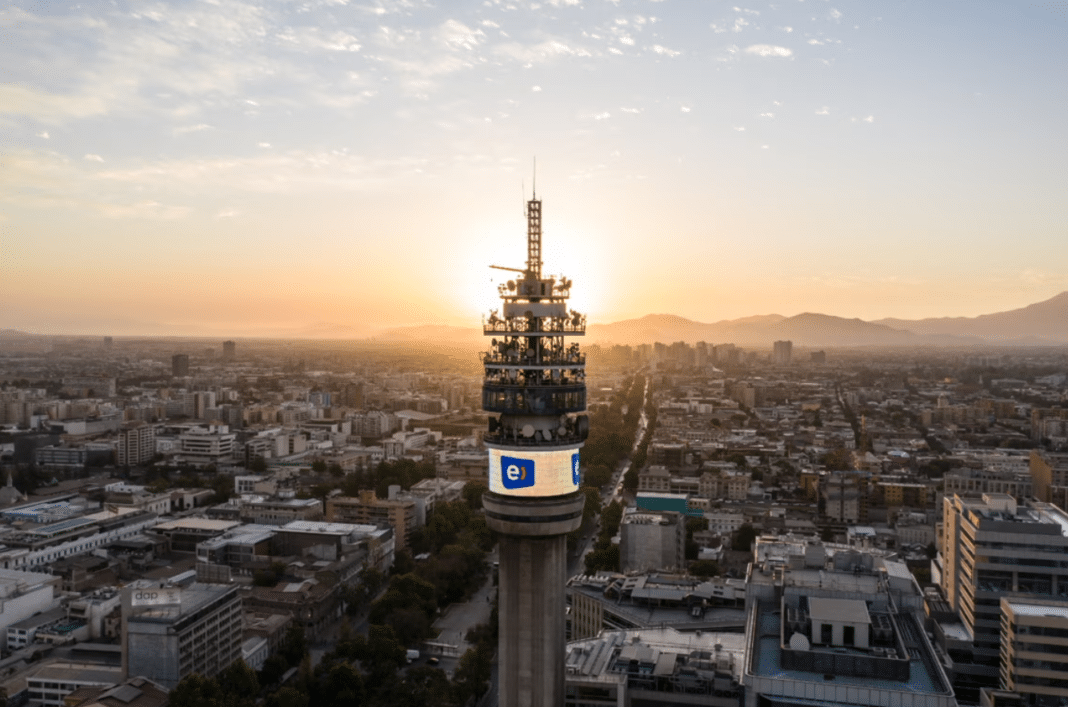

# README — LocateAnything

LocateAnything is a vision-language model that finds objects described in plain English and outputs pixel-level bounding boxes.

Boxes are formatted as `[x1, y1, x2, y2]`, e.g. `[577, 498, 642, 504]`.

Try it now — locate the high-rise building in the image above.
[222, 340, 236, 361]
[123, 582, 242, 689]
[773, 339, 793, 365]
[1000, 596, 1068, 706]
[939, 493, 1068, 700]
[171, 354, 189, 378]
[481, 192, 588, 707]
[1029, 450, 1068, 505]
[117, 423, 156, 467]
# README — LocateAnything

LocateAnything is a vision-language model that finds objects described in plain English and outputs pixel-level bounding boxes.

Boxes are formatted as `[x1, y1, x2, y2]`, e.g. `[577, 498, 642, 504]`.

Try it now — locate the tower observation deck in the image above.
[481, 193, 587, 707]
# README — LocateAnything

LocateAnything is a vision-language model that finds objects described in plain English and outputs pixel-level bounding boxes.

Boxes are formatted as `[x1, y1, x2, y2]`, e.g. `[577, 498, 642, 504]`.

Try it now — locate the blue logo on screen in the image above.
[572, 453, 581, 486]
[501, 456, 535, 489]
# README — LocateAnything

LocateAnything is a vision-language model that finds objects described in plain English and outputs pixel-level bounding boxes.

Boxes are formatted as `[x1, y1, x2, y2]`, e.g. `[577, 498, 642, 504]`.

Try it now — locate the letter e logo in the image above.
[501, 456, 535, 490]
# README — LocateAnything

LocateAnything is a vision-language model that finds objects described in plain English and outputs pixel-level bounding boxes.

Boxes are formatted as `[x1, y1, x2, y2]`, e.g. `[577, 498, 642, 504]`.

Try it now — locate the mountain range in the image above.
[373, 291, 1068, 348]
[4, 292, 1065, 347]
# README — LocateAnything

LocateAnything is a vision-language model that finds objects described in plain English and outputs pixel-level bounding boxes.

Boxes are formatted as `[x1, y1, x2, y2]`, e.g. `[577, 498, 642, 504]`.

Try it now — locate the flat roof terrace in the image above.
[746, 608, 954, 707]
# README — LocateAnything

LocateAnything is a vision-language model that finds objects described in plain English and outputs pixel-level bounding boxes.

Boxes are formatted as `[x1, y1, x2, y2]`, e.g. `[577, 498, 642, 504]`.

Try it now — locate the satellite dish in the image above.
[507, 280, 516, 290]
[788, 633, 811, 651]
[558, 426, 568, 437]
[522, 424, 535, 438]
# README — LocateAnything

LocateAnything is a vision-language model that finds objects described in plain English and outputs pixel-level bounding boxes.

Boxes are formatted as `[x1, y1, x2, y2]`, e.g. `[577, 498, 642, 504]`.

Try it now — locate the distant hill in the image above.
[585, 312, 975, 347]
[874, 291, 1068, 343]
[372, 324, 483, 345]
[7, 292, 1063, 346]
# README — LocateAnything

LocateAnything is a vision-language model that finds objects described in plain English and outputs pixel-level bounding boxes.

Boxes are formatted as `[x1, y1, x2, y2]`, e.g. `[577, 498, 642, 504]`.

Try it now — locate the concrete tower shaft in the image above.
[482, 195, 587, 707]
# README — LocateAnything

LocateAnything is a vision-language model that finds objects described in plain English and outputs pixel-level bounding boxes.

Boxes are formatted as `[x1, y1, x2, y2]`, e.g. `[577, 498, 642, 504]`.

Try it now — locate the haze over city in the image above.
[3, 0, 1067, 337]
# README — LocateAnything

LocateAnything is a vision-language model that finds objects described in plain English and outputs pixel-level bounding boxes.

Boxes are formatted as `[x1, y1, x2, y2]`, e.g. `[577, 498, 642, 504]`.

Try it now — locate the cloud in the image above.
[759, 112, 774, 118]
[592, 112, 611, 120]
[258, 142, 271, 148]
[680, 106, 691, 113]
[532, 85, 542, 92]
[173, 123, 212, 135]
[214, 209, 239, 219]
[830, 9, 843, 20]
[733, 18, 749, 32]
[620, 107, 640, 113]
[37, 131, 49, 139]
[438, 19, 485, 51]
[744, 44, 792, 57]
[815, 106, 830, 115]
[864, 115, 874, 123]
[651, 44, 680, 57]
[100, 201, 189, 220]
[89, 151, 433, 194]
[275, 27, 362, 52]
[734, 126, 745, 131]
[84, 154, 104, 162]
[0, 84, 113, 121]
[495, 39, 592, 64]
[808, 39, 824, 45]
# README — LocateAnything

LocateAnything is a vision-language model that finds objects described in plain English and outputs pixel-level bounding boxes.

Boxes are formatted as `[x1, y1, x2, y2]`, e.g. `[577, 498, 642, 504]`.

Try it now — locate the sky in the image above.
[3, 0, 1068, 337]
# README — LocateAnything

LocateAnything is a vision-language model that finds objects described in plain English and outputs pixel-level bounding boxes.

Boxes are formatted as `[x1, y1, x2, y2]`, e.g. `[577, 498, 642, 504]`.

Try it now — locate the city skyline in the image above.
[4, 0, 1068, 337]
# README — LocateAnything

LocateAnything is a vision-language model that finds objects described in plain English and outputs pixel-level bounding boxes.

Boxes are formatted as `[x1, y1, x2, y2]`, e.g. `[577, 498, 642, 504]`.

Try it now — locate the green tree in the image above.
[265, 687, 309, 707]
[732, 523, 757, 552]
[584, 544, 620, 573]
[580, 486, 602, 523]
[280, 625, 308, 667]
[169, 674, 225, 707]
[462, 480, 488, 510]
[320, 663, 365, 707]
[820, 448, 853, 471]
[689, 559, 720, 578]
[452, 645, 492, 705]
[258, 654, 289, 687]
[217, 660, 259, 707]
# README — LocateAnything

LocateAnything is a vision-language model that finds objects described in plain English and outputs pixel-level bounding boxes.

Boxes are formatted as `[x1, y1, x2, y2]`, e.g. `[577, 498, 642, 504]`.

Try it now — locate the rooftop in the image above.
[153, 518, 239, 532]
[749, 609, 951, 697]
[567, 628, 746, 684]
[281, 520, 380, 535]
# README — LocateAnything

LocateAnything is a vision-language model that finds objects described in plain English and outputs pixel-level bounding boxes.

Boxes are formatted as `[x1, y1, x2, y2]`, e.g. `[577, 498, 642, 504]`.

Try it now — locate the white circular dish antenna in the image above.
[789, 633, 811, 651]
[522, 424, 535, 438]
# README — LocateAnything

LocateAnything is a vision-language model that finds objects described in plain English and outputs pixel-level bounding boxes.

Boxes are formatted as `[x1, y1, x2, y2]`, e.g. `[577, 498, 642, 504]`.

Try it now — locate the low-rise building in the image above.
[326, 490, 417, 551]
[564, 628, 745, 707]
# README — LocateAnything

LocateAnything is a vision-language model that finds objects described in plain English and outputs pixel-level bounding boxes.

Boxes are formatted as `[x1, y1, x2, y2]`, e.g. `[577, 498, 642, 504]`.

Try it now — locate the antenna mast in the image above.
[527, 159, 541, 279]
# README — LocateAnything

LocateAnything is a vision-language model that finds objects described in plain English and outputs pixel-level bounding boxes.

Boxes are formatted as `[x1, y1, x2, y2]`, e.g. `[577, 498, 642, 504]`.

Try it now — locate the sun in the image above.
[451, 217, 603, 326]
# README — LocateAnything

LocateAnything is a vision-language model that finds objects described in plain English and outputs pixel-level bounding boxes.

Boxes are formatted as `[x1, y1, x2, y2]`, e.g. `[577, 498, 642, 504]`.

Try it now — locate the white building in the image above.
[176, 424, 236, 467]
[0, 568, 62, 650]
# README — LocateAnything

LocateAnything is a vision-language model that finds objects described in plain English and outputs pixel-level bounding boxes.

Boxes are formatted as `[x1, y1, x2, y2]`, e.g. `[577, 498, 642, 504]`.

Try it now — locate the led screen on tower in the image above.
[487, 447, 582, 497]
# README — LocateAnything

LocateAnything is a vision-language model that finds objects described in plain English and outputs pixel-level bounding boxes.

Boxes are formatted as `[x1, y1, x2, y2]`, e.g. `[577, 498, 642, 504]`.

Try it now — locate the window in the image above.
[844, 626, 855, 646]
[821, 624, 833, 644]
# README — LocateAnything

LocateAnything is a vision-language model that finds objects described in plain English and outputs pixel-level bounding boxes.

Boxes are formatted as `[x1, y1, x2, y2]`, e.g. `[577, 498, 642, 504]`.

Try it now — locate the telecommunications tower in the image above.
[481, 190, 588, 707]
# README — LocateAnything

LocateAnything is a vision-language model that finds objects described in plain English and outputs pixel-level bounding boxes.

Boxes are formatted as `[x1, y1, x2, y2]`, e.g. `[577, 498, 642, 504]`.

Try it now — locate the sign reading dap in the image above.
[501, 455, 536, 489]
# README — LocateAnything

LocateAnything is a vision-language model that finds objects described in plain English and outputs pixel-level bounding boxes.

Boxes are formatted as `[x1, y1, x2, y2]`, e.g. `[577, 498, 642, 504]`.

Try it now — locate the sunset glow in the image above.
[3, 1, 1067, 337]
